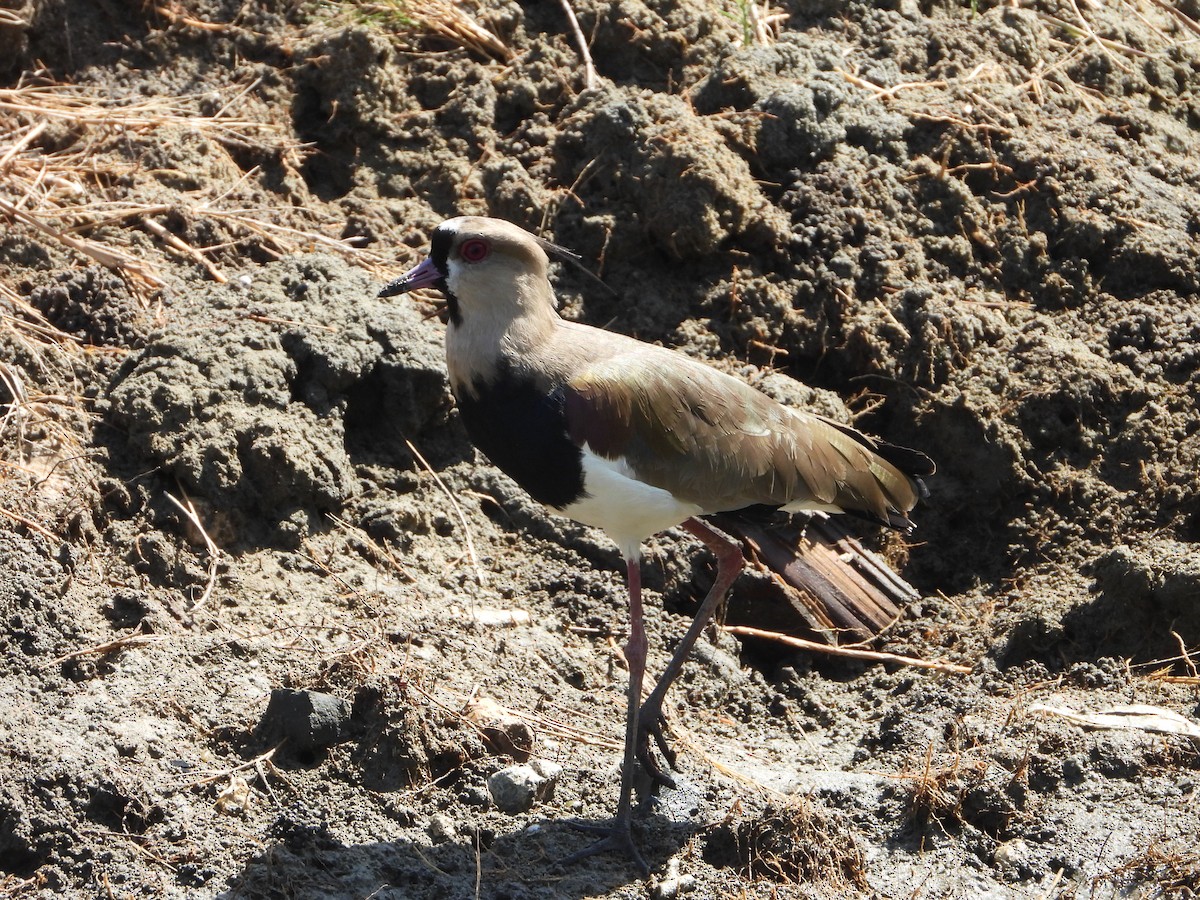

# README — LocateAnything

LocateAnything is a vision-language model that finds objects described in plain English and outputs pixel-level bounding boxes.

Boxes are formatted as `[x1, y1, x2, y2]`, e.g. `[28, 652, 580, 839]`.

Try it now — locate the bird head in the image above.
[379, 217, 572, 327]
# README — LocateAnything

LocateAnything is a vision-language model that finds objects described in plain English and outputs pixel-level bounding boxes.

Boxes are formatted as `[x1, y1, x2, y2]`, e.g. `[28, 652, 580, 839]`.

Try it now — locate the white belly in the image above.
[559, 447, 703, 561]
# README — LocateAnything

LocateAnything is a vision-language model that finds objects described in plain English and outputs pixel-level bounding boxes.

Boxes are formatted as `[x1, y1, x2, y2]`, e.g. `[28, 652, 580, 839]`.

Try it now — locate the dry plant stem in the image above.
[40, 623, 162, 668]
[164, 490, 221, 613]
[140, 216, 226, 282]
[1171, 630, 1199, 679]
[0, 504, 57, 541]
[837, 68, 949, 101]
[724, 625, 972, 674]
[558, 0, 597, 90]
[201, 208, 373, 263]
[0, 119, 47, 168]
[1033, 869, 1064, 900]
[0, 197, 164, 286]
[1065, 0, 1137, 67]
[747, 1, 786, 45]
[180, 746, 280, 789]
[1147, 0, 1200, 37]
[0, 361, 27, 436]
[404, 438, 485, 586]
[152, 3, 233, 32]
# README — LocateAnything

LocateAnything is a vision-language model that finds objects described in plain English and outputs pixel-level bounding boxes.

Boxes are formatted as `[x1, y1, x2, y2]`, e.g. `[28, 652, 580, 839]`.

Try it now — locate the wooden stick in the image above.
[140, 216, 226, 283]
[723, 624, 972, 674]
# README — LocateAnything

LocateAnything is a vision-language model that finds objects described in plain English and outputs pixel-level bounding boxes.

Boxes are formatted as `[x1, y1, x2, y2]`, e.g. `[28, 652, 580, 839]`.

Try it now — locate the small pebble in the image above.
[653, 859, 696, 899]
[487, 760, 561, 814]
[427, 813, 457, 844]
[994, 838, 1029, 869]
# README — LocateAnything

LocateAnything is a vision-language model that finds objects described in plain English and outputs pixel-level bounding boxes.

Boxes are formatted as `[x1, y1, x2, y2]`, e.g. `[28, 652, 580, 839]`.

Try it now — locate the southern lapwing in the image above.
[379, 216, 934, 870]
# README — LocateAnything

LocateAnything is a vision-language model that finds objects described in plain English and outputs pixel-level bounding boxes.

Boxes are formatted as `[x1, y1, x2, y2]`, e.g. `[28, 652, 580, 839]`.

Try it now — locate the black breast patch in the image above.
[455, 365, 585, 510]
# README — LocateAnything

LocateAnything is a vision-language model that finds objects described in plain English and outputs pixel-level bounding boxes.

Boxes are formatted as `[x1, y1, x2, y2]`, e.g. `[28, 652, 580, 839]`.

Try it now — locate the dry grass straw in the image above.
[0, 76, 370, 296]
[899, 743, 990, 830]
[713, 798, 868, 889]
[351, 0, 509, 60]
[1093, 840, 1200, 897]
[558, 1, 596, 90]
[0, 71, 386, 513]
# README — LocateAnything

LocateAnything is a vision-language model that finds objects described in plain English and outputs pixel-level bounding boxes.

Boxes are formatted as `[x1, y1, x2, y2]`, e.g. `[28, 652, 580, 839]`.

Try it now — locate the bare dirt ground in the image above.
[2, 1, 1200, 897]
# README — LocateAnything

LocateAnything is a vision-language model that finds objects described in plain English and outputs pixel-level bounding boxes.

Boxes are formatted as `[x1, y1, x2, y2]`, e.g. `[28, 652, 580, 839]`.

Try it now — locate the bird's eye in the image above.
[460, 239, 490, 263]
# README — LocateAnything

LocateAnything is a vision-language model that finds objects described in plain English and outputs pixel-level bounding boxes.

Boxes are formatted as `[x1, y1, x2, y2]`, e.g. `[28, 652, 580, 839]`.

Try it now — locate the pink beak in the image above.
[378, 257, 443, 297]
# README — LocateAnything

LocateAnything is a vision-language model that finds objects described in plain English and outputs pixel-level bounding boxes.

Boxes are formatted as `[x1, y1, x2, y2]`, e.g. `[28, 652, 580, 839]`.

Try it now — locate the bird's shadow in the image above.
[218, 814, 701, 899]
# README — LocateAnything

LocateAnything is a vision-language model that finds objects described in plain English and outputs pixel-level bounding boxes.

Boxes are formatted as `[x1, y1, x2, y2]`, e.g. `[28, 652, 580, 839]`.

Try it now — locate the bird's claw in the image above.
[635, 710, 678, 790]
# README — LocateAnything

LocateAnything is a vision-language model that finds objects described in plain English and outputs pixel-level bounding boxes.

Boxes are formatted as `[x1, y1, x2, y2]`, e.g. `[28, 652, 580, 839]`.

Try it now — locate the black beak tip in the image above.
[378, 281, 408, 299]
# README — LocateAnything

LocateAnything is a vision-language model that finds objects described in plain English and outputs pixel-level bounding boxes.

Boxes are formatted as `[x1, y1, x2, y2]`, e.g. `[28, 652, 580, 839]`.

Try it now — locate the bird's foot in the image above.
[560, 819, 649, 875]
[635, 709, 678, 790]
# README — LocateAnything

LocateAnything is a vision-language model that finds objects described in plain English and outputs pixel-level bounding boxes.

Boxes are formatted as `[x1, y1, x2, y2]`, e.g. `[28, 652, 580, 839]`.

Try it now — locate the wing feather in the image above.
[563, 349, 931, 527]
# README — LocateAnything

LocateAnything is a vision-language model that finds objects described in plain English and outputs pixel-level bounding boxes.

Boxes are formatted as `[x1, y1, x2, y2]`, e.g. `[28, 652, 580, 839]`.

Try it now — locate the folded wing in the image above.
[563, 350, 933, 529]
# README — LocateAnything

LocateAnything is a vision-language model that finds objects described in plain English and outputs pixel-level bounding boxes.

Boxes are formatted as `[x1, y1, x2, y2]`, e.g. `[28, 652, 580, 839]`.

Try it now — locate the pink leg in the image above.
[637, 517, 744, 786]
[560, 554, 650, 872]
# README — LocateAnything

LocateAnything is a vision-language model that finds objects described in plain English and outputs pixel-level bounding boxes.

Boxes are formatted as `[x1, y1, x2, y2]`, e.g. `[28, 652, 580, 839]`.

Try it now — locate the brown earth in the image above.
[2, 0, 1200, 897]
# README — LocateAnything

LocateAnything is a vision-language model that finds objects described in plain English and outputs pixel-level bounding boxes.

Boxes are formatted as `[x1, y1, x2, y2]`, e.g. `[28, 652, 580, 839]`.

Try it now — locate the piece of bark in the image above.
[713, 512, 915, 645]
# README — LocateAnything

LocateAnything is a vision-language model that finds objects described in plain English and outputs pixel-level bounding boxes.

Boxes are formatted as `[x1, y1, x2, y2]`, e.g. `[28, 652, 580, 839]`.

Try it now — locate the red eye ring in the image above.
[460, 239, 490, 263]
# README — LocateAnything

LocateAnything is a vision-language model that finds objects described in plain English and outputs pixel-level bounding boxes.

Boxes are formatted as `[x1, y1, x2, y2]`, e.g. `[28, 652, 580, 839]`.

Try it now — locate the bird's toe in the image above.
[560, 820, 650, 874]
[635, 713, 679, 789]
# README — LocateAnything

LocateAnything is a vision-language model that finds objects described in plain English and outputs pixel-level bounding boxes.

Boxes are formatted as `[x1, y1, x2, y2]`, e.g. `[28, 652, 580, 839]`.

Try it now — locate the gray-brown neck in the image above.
[445, 266, 563, 395]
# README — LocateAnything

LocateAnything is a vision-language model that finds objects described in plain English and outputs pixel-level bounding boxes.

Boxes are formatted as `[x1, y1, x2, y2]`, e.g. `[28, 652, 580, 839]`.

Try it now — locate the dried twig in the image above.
[837, 68, 950, 102]
[0, 504, 57, 541]
[723, 624, 972, 674]
[151, 2, 235, 32]
[164, 490, 221, 613]
[140, 215, 226, 282]
[39, 623, 164, 668]
[178, 746, 281, 789]
[557, 0, 596, 90]
[1172, 630, 1199, 679]
[404, 438, 485, 586]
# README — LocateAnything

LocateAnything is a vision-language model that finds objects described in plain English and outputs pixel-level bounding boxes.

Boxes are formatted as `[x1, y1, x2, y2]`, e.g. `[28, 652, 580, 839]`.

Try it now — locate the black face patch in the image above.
[429, 224, 461, 326]
[454, 363, 585, 510]
[429, 225, 454, 280]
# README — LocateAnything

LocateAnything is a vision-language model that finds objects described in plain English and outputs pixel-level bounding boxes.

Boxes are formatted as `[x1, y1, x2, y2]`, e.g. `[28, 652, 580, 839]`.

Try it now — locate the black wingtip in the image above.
[876, 442, 936, 480]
